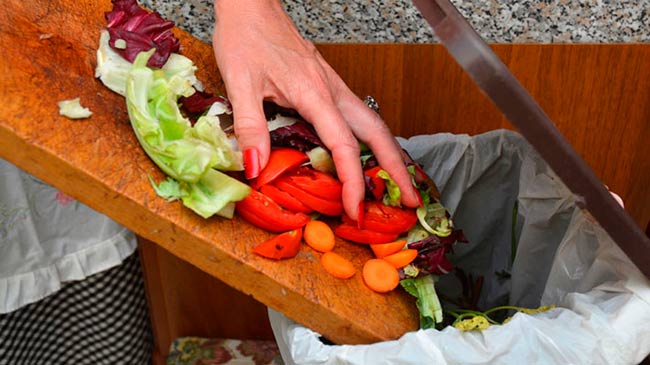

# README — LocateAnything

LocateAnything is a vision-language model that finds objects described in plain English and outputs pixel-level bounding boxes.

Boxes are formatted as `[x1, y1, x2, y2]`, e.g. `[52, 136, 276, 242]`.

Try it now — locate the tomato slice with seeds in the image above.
[252, 228, 303, 260]
[362, 201, 418, 234]
[250, 148, 308, 189]
[236, 190, 310, 232]
[259, 184, 314, 214]
[282, 166, 342, 201]
[274, 179, 343, 217]
[342, 201, 417, 234]
[334, 223, 400, 244]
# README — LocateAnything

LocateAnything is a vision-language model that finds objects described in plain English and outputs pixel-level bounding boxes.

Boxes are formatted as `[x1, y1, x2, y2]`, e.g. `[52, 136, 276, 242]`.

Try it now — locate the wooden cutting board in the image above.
[0, 0, 419, 344]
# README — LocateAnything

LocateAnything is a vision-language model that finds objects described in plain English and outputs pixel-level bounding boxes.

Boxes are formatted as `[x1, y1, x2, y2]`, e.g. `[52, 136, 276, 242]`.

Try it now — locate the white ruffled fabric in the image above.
[0, 158, 137, 314]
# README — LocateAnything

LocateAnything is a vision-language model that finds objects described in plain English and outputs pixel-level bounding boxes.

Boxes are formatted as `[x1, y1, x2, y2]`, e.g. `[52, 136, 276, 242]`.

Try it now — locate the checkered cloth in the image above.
[0, 253, 153, 365]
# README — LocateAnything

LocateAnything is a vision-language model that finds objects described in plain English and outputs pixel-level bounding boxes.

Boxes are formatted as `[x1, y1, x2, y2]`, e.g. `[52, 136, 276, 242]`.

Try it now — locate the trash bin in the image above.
[268, 130, 650, 365]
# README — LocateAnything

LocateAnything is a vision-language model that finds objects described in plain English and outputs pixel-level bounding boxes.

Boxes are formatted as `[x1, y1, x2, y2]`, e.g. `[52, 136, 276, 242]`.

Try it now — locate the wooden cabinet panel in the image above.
[317, 43, 650, 227]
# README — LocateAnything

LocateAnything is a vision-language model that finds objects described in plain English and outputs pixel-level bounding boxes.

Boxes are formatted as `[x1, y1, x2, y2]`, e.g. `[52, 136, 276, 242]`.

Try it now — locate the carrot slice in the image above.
[320, 252, 356, 279]
[362, 259, 400, 293]
[370, 240, 407, 258]
[382, 249, 418, 269]
[304, 220, 335, 252]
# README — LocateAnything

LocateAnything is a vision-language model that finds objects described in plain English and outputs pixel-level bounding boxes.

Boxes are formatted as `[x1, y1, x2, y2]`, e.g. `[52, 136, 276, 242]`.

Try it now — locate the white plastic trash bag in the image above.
[268, 130, 650, 365]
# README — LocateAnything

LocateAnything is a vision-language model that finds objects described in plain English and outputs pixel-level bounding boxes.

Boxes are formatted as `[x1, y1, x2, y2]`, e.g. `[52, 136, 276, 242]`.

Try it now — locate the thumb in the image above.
[228, 87, 270, 180]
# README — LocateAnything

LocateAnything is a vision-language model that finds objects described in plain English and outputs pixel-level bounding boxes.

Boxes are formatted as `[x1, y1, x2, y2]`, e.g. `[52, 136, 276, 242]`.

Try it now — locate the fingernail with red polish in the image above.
[357, 200, 365, 229]
[243, 148, 261, 180]
[415, 190, 424, 207]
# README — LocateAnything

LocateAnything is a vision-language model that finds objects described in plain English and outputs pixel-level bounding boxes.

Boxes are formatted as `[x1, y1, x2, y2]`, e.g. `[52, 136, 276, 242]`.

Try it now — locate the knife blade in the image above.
[412, 0, 650, 278]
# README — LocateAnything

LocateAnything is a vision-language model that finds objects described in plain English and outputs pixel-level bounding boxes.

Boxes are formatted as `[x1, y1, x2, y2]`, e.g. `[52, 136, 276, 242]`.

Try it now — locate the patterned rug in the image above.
[167, 337, 284, 365]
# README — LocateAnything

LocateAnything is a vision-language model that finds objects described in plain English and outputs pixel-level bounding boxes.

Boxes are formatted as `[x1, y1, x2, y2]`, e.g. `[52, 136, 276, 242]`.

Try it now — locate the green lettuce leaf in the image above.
[400, 275, 443, 329]
[180, 169, 249, 219]
[148, 175, 184, 201]
[376, 169, 401, 206]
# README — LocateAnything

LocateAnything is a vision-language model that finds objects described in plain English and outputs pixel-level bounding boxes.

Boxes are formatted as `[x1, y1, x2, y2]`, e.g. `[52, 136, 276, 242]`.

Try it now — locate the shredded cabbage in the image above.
[416, 203, 453, 237]
[58, 97, 92, 119]
[126, 50, 249, 218]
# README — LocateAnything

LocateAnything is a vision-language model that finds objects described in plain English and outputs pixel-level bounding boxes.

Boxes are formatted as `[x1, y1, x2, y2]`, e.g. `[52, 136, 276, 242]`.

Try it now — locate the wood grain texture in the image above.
[0, 0, 417, 345]
[2, 0, 649, 347]
[138, 238, 274, 361]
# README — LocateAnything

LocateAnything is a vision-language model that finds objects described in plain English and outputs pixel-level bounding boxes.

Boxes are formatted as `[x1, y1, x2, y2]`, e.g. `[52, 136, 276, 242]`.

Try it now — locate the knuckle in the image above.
[329, 139, 360, 159]
[303, 73, 330, 94]
[234, 115, 267, 135]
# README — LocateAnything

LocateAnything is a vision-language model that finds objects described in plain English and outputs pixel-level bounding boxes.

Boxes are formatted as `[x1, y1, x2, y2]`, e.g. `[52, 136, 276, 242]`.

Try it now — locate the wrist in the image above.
[214, 0, 283, 18]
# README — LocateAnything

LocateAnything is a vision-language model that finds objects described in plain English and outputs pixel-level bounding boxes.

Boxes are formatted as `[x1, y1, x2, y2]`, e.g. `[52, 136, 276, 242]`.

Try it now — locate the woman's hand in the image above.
[212, 0, 420, 219]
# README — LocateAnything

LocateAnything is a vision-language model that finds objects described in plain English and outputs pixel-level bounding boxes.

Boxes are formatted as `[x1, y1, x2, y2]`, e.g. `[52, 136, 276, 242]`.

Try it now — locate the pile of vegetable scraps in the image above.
[94, 0, 473, 331]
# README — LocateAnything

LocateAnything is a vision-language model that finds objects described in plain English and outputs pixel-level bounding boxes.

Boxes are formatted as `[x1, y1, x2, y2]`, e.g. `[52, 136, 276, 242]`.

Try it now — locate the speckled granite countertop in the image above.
[141, 0, 649, 44]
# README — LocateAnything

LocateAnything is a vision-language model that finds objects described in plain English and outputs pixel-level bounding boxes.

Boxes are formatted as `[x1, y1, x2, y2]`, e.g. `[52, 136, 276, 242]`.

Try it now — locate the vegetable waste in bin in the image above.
[268, 0, 650, 364]
[269, 130, 650, 364]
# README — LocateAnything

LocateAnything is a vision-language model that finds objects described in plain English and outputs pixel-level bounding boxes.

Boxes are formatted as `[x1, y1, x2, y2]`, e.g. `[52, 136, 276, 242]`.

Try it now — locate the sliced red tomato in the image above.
[282, 167, 342, 201]
[341, 214, 357, 227]
[364, 166, 386, 201]
[334, 223, 399, 244]
[357, 200, 365, 229]
[259, 184, 314, 214]
[363, 201, 418, 233]
[250, 148, 308, 189]
[274, 179, 343, 216]
[236, 190, 310, 232]
[253, 228, 303, 260]
[343, 201, 417, 234]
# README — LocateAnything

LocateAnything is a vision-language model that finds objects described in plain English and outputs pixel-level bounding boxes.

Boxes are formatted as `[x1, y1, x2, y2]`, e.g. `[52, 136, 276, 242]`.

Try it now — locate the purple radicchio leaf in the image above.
[363, 174, 377, 200]
[105, 0, 180, 68]
[179, 89, 232, 115]
[269, 122, 324, 152]
[408, 243, 454, 276]
[406, 229, 467, 276]
[454, 268, 485, 311]
[362, 155, 379, 170]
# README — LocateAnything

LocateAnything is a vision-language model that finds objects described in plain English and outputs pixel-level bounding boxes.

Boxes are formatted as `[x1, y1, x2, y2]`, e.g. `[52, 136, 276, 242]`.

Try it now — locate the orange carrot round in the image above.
[370, 240, 407, 258]
[362, 259, 400, 293]
[382, 249, 418, 269]
[304, 220, 335, 252]
[320, 252, 356, 279]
